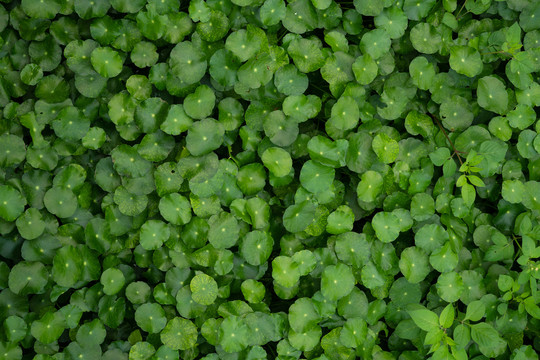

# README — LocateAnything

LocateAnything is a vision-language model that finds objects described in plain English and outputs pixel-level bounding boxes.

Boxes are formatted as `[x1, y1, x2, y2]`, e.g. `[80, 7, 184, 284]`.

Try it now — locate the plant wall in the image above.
[0, 0, 540, 359]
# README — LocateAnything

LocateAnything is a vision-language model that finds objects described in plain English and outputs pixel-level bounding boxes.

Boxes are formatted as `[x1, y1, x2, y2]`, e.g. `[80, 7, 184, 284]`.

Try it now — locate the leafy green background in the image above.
[0, 0, 540, 359]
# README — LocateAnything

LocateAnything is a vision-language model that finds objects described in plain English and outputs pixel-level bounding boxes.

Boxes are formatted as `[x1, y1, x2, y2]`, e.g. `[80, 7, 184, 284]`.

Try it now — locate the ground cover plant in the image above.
[0, 0, 540, 359]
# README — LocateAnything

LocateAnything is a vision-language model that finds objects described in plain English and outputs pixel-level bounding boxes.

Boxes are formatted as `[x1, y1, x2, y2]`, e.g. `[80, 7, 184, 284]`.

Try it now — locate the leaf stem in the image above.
[456, 0, 468, 19]
[428, 113, 464, 166]
[310, 83, 332, 97]
[479, 50, 511, 56]
[227, 146, 239, 166]
[512, 235, 523, 252]
[277, 29, 288, 42]
[456, 10, 470, 21]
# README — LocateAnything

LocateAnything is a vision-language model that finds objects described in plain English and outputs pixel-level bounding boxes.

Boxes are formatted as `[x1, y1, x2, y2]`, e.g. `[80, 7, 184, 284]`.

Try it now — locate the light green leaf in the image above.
[477, 76, 509, 115]
[321, 263, 355, 301]
[470, 323, 507, 358]
[160, 318, 198, 351]
[407, 305, 439, 332]
[190, 273, 218, 305]
[464, 300, 485, 321]
[439, 304, 454, 328]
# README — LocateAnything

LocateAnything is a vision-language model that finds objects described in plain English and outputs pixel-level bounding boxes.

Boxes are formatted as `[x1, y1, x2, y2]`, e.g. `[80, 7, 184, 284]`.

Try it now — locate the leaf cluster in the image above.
[0, 0, 539, 360]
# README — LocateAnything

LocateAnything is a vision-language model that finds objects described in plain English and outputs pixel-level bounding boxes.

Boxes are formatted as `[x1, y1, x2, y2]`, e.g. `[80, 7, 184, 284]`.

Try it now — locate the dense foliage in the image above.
[0, 0, 540, 359]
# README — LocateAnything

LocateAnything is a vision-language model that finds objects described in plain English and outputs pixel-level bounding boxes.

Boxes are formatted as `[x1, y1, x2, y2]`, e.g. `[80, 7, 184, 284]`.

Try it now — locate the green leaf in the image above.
[0, 185, 27, 222]
[100, 268, 125, 295]
[288, 297, 321, 333]
[262, 147, 293, 177]
[409, 56, 436, 90]
[240, 230, 274, 266]
[135, 97, 169, 134]
[353, 0, 383, 16]
[184, 85, 216, 120]
[161, 104, 193, 135]
[507, 104, 536, 130]
[436, 272, 464, 303]
[52, 246, 82, 288]
[292, 250, 317, 275]
[288, 38, 326, 73]
[111, 145, 152, 178]
[461, 183, 476, 207]
[431, 345, 452, 360]
[404, 0, 436, 20]
[31, 312, 65, 344]
[131, 42, 159, 68]
[477, 76, 509, 115]
[464, 300, 485, 321]
[159, 193, 192, 225]
[331, 96, 360, 131]
[261, 0, 286, 26]
[407, 305, 440, 332]
[283, 201, 316, 233]
[429, 243, 459, 273]
[352, 54, 378, 85]
[405, 111, 435, 138]
[140, 220, 170, 250]
[218, 316, 250, 353]
[190, 273, 218, 305]
[524, 296, 540, 319]
[498, 275, 514, 292]
[288, 326, 322, 352]
[326, 205, 354, 234]
[340, 318, 367, 348]
[91, 47, 123, 78]
[356, 170, 383, 203]
[241, 279, 266, 303]
[272, 256, 301, 288]
[82, 127, 107, 150]
[126, 282, 152, 304]
[207, 211, 239, 249]
[114, 186, 148, 216]
[44, 186, 77, 218]
[129, 341, 155, 360]
[22, 0, 61, 19]
[415, 224, 448, 253]
[470, 323, 507, 358]
[440, 95, 474, 131]
[410, 23, 441, 54]
[449, 46, 483, 78]
[439, 304, 454, 328]
[321, 263, 355, 301]
[8, 261, 48, 296]
[453, 324, 470, 348]
[4, 315, 27, 344]
[501, 179, 525, 203]
[375, 7, 408, 38]
[75, 0, 110, 19]
[0, 134, 26, 168]
[76, 319, 106, 346]
[300, 160, 335, 194]
[263, 110, 299, 147]
[372, 212, 401, 243]
[274, 64, 309, 96]
[160, 317, 198, 351]
[399, 247, 430, 283]
[360, 29, 391, 60]
[372, 133, 399, 164]
[169, 42, 207, 85]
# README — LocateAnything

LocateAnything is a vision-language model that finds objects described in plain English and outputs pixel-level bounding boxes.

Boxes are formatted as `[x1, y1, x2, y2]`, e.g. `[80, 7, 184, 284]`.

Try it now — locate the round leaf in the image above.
[161, 318, 198, 351]
[190, 273, 218, 305]
[91, 47, 123, 78]
[135, 303, 167, 333]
